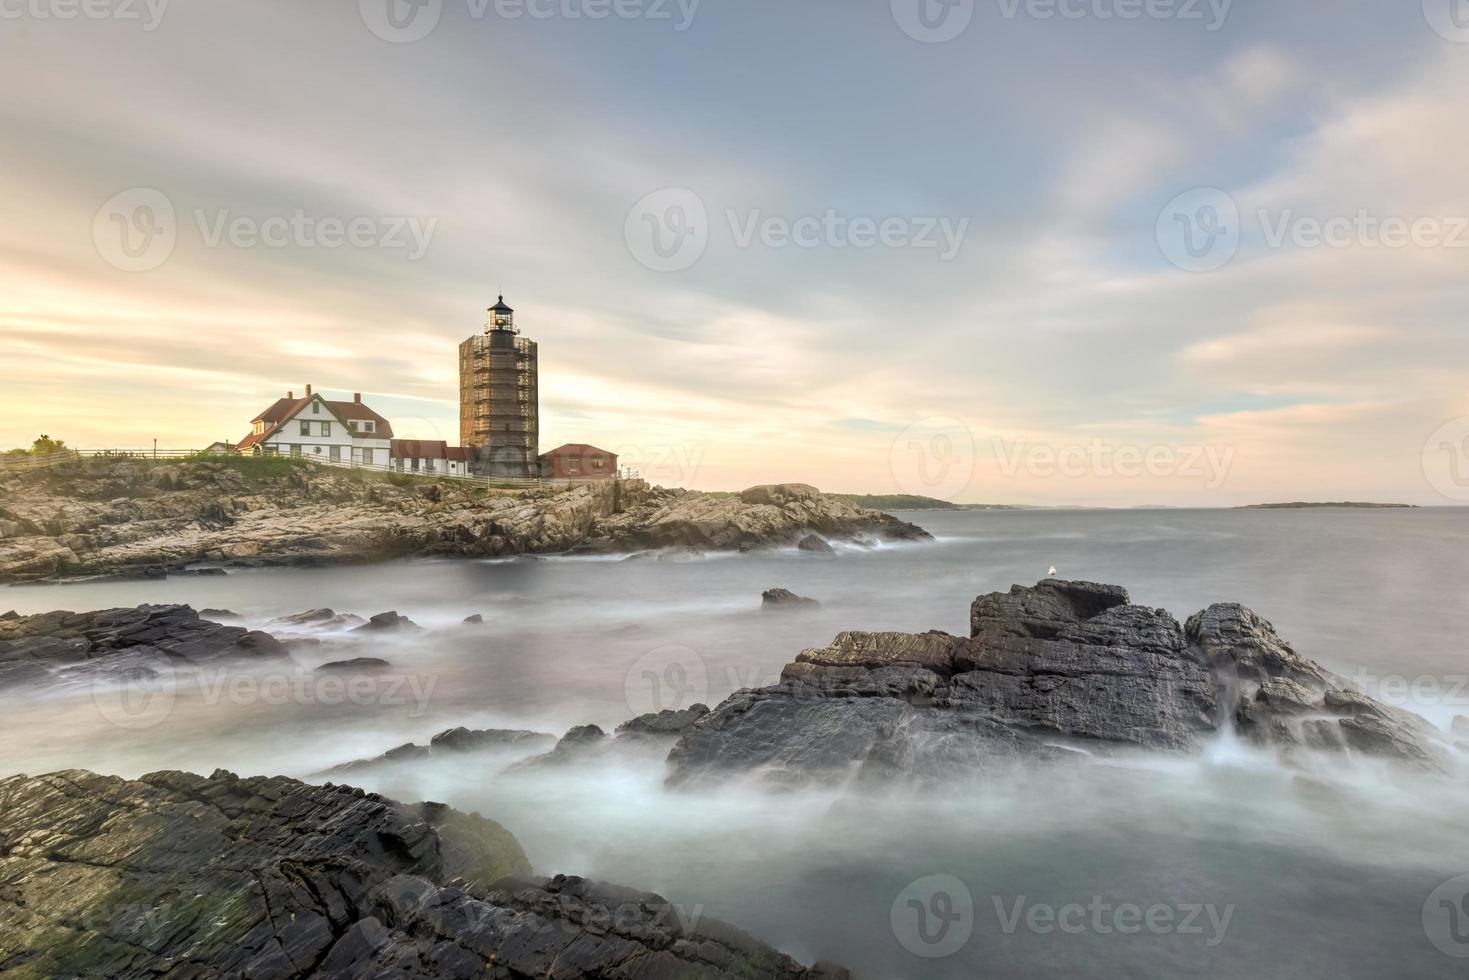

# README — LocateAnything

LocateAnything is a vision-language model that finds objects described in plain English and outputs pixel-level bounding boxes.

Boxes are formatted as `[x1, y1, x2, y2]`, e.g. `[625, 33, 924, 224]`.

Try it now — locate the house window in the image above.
[320, 422, 331, 437]
[411, 458, 420, 472]
[290, 444, 302, 457]
[593, 459, 605, 469]
[362, 448, 375, 465]
[329, 446, 340, 461]
[253, 421, 265, 435]
[299, 421, 310, 436]
[362, 420, 375, 433]
[426, 459, 435, 472]
[312, 401, 320, 415]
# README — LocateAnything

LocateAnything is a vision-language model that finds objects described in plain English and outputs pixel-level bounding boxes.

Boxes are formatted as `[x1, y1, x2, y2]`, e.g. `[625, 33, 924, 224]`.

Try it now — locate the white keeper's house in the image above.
[237, 386, 469, 476]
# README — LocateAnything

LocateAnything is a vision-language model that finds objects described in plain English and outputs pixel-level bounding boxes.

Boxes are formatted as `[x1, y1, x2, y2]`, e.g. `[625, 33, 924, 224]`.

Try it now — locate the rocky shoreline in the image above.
[1, 579, 1461, 977]
[0, 459, 929, 583]
[0, 769, 850, 979]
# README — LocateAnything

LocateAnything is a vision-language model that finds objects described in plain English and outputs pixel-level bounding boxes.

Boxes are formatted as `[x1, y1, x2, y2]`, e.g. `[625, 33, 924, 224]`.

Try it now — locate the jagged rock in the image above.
[511, 725, 608, 771]
[0, 604, 290, 690]
[616, 704, 710, 736]
[199, 607, 240, 620]
[763, 588, 821, 609]
[740, 483, 821, 506]
[666, 580, 1450, 788]
[429, 727, 556, 753]
[461, 613, 484, 625]
[0, 769, 847, 979]
[271, 607, 366, 630]
[323, 729, 558, 775]
[353, 610, 421, 632]
[797, 533, 836, 554]
[316, 657, 392, 673]
[0, 459, 927, 582]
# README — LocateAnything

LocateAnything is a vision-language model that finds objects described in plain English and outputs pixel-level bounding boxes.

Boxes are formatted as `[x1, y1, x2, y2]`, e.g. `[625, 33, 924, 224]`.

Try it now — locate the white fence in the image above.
[0, 448, 639, 492]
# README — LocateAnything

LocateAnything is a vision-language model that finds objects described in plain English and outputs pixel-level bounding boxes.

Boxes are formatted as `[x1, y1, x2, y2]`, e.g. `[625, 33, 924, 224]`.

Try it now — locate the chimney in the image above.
[354, 392, 362, 403]
[287, 390, 294, 399]
[305, 384, 313, 397]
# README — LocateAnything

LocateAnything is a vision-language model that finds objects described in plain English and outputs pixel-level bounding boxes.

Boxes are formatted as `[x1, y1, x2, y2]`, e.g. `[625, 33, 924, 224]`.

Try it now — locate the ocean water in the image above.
[2, 507, 1467, 978]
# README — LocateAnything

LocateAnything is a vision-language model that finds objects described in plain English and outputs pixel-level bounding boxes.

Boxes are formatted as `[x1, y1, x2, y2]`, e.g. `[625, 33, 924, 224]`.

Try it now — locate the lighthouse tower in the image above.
[458, 295, 539, 478]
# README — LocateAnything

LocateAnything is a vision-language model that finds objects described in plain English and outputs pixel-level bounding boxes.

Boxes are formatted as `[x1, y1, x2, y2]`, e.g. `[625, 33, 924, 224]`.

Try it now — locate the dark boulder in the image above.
[270, 607, 365, 630]
[462, 613, 484, 624]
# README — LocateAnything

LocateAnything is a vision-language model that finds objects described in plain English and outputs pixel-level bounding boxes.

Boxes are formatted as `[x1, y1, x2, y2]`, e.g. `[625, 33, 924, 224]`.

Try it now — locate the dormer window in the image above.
[362, 420, 375, 433]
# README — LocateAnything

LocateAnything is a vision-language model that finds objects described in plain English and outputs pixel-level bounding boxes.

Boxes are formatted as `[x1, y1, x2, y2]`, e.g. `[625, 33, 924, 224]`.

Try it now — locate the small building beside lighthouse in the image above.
[458, 295, 539, 478]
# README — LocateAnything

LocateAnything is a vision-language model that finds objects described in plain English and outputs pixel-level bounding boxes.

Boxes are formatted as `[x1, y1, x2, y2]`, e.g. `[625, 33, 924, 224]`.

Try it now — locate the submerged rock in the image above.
[461, 613, 484, 624]
[271, 607, 366, 630]
[666, 579, 1451, 788]
[353, 610, 422, 632]
[0, 604, 290, 690]
[797, 533, 836, 555]
[322, 728, 556, 774]
[763, 587, 821, 608]
[0, 769, 847, 979]
[617, 703, 711, 736]
[315, 656, 392, 673]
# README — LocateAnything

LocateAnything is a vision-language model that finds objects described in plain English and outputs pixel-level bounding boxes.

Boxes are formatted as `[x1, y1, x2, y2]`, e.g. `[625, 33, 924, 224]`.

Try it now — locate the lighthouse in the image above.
[458, 295, 539, 478]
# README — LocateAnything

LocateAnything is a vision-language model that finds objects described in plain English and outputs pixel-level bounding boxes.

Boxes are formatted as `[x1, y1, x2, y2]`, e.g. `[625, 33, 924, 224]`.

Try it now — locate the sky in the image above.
[2, 0, 1467, 505]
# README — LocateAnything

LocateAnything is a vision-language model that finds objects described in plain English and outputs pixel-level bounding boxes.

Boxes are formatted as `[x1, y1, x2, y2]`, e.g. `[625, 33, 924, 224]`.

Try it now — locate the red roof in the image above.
[446, 447, 468, 461]
[391, 439, 448, 459]
[239, 393, 394, 449]
[539, 443, 617, 460]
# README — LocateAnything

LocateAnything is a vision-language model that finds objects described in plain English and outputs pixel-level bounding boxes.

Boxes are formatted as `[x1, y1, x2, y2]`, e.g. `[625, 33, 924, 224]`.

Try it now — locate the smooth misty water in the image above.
[3, 508, 1467, 979]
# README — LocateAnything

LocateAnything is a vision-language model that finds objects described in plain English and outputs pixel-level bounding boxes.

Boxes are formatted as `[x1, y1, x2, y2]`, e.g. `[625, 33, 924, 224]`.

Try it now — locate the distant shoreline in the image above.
[1237, 502, 1418, 510]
